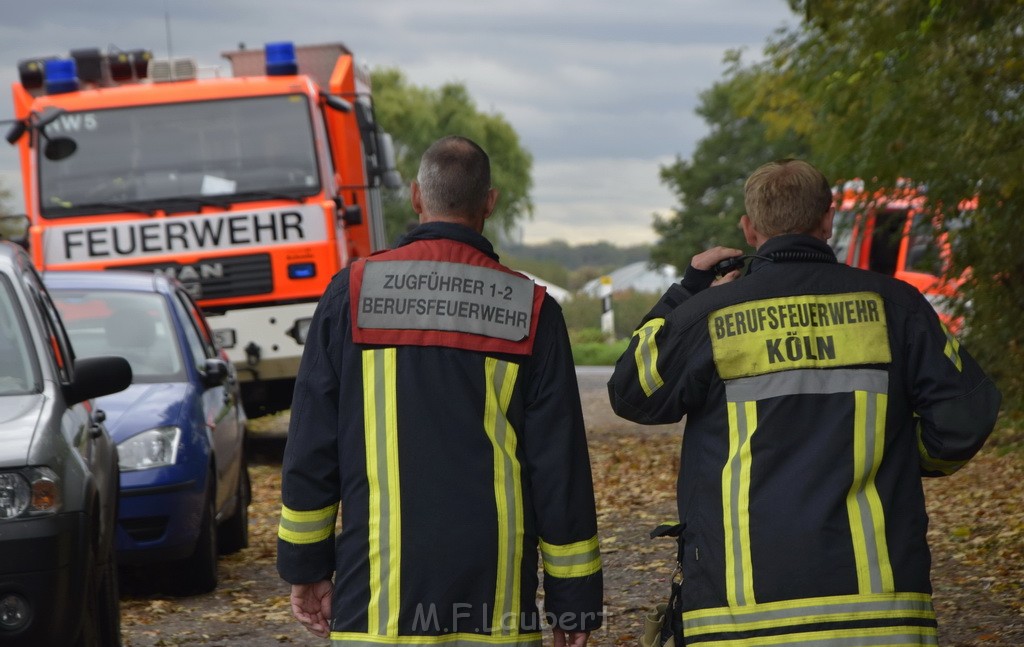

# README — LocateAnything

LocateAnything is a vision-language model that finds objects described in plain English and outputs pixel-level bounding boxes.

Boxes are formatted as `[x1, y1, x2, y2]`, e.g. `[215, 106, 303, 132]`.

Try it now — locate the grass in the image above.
[571, 339, 629, 366]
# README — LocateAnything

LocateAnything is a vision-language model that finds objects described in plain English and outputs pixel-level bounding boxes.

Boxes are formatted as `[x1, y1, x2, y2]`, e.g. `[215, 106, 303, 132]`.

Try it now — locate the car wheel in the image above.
[174, 482, 218, 595]
[75, 514, 122, 646]
[218, 457, 251, 554]
[96, 540, 122, 646]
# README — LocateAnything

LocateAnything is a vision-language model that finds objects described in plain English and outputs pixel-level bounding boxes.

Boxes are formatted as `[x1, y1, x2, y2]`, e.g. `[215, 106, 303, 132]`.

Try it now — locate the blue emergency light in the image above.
[265, 41, 298, 76]
[287, 262, 316, 279]
[44, 59, 79, 94]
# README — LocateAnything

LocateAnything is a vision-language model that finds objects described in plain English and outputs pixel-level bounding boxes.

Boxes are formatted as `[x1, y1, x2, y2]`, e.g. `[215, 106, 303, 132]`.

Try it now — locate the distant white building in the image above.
[515, 270, 571, 304]
[580, 261, 680, 297]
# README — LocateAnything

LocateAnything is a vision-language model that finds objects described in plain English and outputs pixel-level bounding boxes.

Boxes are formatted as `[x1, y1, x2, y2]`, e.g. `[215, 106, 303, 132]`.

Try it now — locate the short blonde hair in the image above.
[743, 159, 833, 237]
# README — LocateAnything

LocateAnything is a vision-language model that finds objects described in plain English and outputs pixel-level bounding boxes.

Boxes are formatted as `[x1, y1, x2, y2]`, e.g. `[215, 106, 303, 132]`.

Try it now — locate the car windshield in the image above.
[0, 275, 38, 395]
[50, 290, 184, 382]
[38, 94, 320, 218]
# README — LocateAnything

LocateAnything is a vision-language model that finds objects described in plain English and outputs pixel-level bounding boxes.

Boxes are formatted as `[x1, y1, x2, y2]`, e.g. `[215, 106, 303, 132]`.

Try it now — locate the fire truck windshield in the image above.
[37, 94, 321, 218]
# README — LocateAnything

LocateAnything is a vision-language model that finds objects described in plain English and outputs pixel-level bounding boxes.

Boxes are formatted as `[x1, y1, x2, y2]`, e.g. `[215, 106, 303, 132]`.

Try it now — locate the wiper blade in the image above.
[150, 196, 232, 211]
[223, 190, 310, 204]
[70, 201, 157, 216]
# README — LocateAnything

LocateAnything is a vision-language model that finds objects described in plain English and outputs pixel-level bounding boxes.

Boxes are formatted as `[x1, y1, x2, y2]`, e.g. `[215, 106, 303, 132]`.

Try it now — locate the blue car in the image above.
[44, 270, 250, 594]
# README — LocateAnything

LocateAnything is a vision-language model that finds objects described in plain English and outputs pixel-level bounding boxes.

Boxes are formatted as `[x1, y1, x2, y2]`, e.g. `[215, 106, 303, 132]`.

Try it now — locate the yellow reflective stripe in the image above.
[278, 503, 339, 544]
[722, 400, 757, 607]
[683, 591, 935, 636]
[847, 391, 894, 594]
[632, 318, 665, 396]
[682, 625, 936, 646]
[484, 358, 524, 635]
[330, 632, 543, 646]
[363, 348, 401, 637]
[941, 324, 963, 372]
[916, 428, 966, 475]
[539, 535, 601, 578]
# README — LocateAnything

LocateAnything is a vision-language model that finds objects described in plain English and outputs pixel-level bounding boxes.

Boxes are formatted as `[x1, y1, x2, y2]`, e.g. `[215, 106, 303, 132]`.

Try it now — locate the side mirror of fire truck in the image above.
[4, 121, 27, 145]
[376, 132, 403, 190]
[3, 108, 78, 161]
[322, 93, 353, 113]
[43, 136, 77, 161]
[0, 215, 30, 248]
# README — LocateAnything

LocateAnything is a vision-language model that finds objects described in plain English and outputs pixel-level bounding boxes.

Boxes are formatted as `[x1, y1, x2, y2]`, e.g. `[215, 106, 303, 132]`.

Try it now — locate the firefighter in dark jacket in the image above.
[608, 159, 1001, 646]
[279, 136, 603, 647]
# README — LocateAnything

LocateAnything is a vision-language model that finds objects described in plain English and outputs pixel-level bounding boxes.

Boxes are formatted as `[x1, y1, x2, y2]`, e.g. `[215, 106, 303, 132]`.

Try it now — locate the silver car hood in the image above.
[0, 393, 44, 468]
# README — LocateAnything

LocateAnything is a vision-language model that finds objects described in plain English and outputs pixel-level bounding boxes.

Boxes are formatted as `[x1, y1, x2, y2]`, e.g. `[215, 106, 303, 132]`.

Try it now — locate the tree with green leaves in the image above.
[746, 0, 1024, 419]
[652, 58, 809, 270]
[370, 68, 534, 243]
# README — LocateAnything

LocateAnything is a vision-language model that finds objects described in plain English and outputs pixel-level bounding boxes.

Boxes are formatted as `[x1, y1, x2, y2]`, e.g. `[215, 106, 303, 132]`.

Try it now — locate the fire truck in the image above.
[830, 179, 968, 329]
[7, 41, 400, 416]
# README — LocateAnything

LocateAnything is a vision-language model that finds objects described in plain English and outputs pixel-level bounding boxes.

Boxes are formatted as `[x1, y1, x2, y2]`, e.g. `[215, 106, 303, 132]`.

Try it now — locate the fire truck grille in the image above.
[119, 253, 273, 300]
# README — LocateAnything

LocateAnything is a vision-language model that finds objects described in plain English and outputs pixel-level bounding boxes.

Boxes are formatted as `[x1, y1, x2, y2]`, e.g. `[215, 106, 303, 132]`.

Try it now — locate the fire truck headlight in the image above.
[288, 318, 313, 345]
[213, 328, 237, 350]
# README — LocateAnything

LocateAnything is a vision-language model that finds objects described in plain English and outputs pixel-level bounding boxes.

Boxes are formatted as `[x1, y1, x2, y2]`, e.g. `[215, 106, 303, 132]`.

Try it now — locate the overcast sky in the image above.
[0, 1, 795, 246]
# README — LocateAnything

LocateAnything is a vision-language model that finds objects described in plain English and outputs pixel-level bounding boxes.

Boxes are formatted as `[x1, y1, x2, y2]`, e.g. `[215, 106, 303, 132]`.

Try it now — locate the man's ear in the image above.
[410, 181, 424, 216]
[740, 215, 760, 247]
[821, 206, 836, 240]
[482, 188, 499, 221]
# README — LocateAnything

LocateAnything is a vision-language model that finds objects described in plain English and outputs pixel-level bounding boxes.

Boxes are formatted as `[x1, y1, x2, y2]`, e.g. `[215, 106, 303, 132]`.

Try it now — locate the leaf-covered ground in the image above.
[119, 403, 1024, 646]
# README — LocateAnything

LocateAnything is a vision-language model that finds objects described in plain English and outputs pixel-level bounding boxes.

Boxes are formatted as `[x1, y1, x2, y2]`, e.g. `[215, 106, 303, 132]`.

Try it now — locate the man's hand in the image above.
[290, 580, 333, 638]
[680, 245, 744, 291]
[553, 628, 589, 647]
[690, 246, 744, 272]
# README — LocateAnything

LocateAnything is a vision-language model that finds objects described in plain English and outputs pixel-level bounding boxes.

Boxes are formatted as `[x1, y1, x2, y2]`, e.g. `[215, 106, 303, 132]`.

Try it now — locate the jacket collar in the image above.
[749, 234, 838, 273]
[395, 222, 500, 262]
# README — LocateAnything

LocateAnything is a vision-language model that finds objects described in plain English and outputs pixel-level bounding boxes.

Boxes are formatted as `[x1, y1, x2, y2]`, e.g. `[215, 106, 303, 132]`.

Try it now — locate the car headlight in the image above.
[118, 426, 181, 471]
[0, 468, 61, 519]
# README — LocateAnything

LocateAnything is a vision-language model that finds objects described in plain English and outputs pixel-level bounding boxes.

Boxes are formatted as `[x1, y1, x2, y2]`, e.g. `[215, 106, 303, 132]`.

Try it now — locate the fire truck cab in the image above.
[7, 41, 401, 416]
[831, 179, 966, 328]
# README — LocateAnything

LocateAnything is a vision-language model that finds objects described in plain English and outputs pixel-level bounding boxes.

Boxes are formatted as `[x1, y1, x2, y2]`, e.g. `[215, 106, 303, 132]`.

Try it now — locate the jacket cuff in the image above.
[680, 264, 715, 294]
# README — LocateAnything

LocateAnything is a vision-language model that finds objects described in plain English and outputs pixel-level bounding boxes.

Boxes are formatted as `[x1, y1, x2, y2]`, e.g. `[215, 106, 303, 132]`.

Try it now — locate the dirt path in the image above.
[119, 371, 1024, 646]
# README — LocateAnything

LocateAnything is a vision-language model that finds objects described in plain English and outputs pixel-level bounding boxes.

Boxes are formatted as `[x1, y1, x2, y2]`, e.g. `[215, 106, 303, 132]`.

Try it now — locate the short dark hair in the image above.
[744, 159, 833, 236]
[416, 136, 492, 219]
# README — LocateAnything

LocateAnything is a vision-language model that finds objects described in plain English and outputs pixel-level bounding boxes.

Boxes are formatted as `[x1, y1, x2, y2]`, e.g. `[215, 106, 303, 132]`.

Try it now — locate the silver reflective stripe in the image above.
[725, 368, 889, 402]
[633, 318, 665, 396]
[848, 390, 894, 594]
[485, 358, 523, 634]
[723, 401, 757, 606]
[363, 348, 401, 636]
[683, 594, 935, 634]
[358, 260, 535, 341]
[681, 631, 937, 647]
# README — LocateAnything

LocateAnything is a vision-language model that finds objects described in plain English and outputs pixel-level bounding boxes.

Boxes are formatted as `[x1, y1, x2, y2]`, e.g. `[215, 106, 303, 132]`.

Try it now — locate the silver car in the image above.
[0, 241, 131, 646]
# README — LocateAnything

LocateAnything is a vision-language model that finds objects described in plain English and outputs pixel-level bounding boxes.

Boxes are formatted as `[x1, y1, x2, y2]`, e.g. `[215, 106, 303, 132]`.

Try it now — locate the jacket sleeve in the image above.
[606, 283, 702, 425]
[276, 272, 347, 584]
[905, 296, 1002, 476]
[522, 297, 603, 632]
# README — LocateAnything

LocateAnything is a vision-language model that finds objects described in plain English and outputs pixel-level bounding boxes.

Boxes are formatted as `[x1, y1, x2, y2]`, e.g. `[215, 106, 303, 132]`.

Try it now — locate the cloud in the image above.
[525, 156, 677, 245]
[0, 1, 795, 245]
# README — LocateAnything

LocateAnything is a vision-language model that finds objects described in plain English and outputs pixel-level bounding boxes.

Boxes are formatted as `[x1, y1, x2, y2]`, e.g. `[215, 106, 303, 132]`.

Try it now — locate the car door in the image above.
[20, 259, 119, 544]
[169, 288, 242, 515]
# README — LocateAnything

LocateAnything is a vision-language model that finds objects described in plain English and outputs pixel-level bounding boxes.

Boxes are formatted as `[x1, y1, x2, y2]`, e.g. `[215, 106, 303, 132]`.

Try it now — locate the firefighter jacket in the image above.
[278, 222, 603, 647]
[608, 234, 1001, 647]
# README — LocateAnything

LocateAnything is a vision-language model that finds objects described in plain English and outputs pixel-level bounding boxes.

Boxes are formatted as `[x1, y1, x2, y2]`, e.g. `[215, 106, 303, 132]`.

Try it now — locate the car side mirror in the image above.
[64, 356, 133, 404]
[202, 358, 229, 388]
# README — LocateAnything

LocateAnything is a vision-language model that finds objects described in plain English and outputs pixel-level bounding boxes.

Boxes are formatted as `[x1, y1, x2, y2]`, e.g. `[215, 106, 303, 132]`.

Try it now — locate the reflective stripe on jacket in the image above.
[608, 234, 1001, 646]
